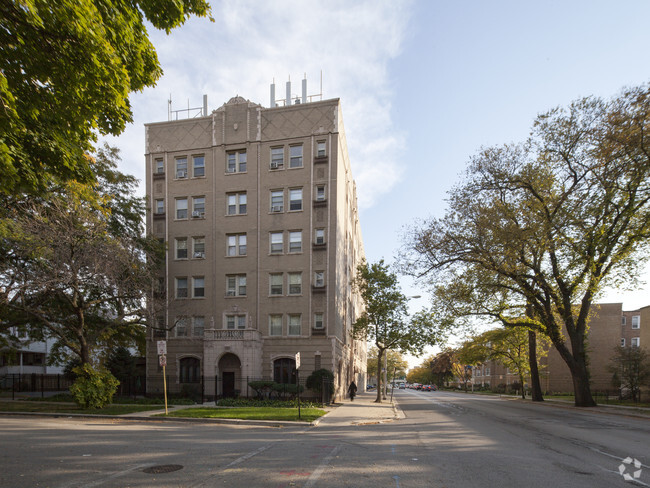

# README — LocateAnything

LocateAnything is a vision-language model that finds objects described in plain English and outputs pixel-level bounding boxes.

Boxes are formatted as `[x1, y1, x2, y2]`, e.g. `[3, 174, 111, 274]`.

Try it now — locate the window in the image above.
[270, 232, 283, 254]
[273, 358, 296, 383]
[176, 198, 188, 219]
[175, 157, 188, 178]
[314, 313, 324, 329]
[315, 228, 325, 245]
[227, 192, 247, 215]
[270, 190, 284, 212]
[155, 199, 165, 214]
[621, 338, 626, 347]
[192, 196, 205, 218]
[289, 231, 302, 253]
[226, 275, 247, 297]
[317, 141, 326, 157]
[269, 315, 283, 336]
[175, 238, 188, 259]
[289, 145, 303, 168]
[288, 315, 301, 336]
[622, 316, 627, 326]
[289, 188, 302, 211]
[315, 185, 326, 201]
[175, 317, 188, 337]
[227, 150, 247, 173]
[193, 237, 205, 258]
[632, 315, 640, 329]
[314, 271, 325, 288]
[155, 158, 165, 174]
[227, 234, 247, 256]
[271, 147, 284, 169]
[193, 317, 205, 337]
[288, 273, 302, 295]
[193, 155, 205, 177]
[176, 277, 188, 298]
[179, 357, 200, 383]
[631, 337, 640, 347]
[193, 277, 205, 298]
[226, 315, 246, 330]
[270, 273, 283, 295]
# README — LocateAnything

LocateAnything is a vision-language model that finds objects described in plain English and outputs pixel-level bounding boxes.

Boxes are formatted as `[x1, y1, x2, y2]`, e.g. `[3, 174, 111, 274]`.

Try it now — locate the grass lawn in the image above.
[158, 406, 327, 422]
[0, 401, 167, 416]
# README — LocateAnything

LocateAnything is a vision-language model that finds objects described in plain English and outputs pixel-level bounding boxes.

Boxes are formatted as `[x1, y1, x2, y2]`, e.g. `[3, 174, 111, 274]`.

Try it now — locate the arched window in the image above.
[179, 357, 200, 383]
[273, 358, 296, 384]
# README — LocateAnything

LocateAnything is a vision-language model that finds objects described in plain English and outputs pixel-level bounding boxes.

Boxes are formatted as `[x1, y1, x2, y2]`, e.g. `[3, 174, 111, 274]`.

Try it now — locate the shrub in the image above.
[248, 380, 276, 399]
[69, 364, 119, 409]
[305, 369, 334, 395]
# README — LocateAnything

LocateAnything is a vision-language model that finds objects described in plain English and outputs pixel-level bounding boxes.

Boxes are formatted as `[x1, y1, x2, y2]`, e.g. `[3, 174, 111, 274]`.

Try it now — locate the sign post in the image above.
[157, 341, 168, 415]
[295, 352, 301, 420]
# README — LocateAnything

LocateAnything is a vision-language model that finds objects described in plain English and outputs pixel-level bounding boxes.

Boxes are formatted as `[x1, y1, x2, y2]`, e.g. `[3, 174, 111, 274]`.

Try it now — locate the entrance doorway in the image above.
[223, 372, 236, 398]
[218, 353, 241, 398]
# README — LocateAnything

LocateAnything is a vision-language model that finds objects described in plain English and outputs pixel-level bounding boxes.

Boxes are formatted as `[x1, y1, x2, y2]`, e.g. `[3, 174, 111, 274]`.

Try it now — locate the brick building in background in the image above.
[472, 302, 646, 394]
[144, 88, 366, 401]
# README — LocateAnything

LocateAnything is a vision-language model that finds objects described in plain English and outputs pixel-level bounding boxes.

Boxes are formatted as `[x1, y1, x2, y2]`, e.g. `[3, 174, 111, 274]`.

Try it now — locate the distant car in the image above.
[399, 384, 405, 389]
[422, 385, 431, 391]
[367, 384, 376, 390]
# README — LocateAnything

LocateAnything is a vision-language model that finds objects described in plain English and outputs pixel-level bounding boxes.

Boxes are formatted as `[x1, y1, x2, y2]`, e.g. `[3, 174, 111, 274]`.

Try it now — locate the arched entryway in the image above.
[218, 353, 241, 398]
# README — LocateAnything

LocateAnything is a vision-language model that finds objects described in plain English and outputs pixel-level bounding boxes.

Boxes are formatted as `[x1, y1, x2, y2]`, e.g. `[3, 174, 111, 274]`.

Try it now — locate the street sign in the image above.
[295, 352, 301, 370]
[159, 354, 167, 367]
[157, 340, 167, 355]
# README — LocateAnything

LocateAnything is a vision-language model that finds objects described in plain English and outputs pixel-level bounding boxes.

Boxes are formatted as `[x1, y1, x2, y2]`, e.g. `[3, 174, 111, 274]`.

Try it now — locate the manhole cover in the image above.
[143, 465, 184, 474]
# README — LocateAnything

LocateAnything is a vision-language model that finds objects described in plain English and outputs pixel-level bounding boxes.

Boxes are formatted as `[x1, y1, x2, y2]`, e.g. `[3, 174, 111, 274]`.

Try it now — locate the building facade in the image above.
[471, 302, 645, 393]
[144, 95, 366, 400]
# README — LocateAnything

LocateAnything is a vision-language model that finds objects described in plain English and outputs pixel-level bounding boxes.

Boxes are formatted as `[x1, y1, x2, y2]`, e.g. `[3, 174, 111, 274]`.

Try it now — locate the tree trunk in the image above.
[375, 349, 383, 403]
[528, 330, 544, 402]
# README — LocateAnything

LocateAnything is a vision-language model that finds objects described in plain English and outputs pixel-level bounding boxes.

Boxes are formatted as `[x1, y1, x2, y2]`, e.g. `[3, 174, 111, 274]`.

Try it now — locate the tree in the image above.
[428, 349, 458, 387]
[608, 346, 650, 403]
[353, 259, 443, 403]
[366, 347, 408, 384]
[458, 327, 550, 399]
[406, 364, 435, 386]
[402, 85, 650, 407]
[0, 0, 212, 196]
[0, 146, 162, 366]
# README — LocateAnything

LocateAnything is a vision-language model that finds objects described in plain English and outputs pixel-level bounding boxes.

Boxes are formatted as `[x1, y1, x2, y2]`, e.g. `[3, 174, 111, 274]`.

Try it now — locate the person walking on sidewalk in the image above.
[348, 380, 357, 401]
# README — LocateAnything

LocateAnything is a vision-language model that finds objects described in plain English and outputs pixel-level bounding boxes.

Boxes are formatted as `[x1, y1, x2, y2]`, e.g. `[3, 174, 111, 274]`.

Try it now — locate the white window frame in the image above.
[316, 141, 326, 158]
[192, 155, 205, 177]
[289, 145, 303, 168]
[288, 314, 301, 336]
[175, 157, 188, 178]
[269, 273, 283, 296]
[269, 314, 283, 336]
[288, 272, 302, 295]
[192, 276, 205, 298]
[270, 190, 284, 212]
[175, 316, 188, 337]
[632, 315, 640, 329]
[270, 232, 283, 254]
[227, 192, 247, 215]
[155, 199, 165, 214]
[176, 197, 188, 219]
[155, 158, 165, 174]
[227, 234, 247, 256]
[631, 337, 640, 347]
[289, 188, 303, 211]
[288, 231, 302, 253]
[225, 314, 247, 330]
[227, 150, 247, 173]
[176, 277, 188, 299]
[192, 237, 205, 259]
[192, 196, 205, 217]
[193, 316, 205, 337]
[175, 237, 188, 260]
[314, 271, 325, 288]
[226, 274, 247, 297]
[271, 147, 284, 169]
[314, 312, 324, 329]
[315, 228, 325, 245]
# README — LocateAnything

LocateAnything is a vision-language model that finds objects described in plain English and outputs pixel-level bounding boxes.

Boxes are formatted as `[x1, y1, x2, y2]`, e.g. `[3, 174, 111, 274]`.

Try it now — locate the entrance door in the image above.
[223, 372, 236, 398]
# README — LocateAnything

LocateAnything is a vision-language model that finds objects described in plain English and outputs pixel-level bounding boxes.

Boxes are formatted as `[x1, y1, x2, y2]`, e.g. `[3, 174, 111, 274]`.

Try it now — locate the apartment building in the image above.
[144, 93, 366, 400]
[472, 302, 645, 393]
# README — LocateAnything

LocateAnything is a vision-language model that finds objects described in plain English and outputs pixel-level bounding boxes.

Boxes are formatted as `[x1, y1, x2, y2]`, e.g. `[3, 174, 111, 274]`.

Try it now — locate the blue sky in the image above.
[105, 0, 650, 364]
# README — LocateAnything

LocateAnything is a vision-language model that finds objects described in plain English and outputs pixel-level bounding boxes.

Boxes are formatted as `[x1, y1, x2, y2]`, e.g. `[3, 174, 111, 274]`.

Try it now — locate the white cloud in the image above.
[102, 0, 412, 209]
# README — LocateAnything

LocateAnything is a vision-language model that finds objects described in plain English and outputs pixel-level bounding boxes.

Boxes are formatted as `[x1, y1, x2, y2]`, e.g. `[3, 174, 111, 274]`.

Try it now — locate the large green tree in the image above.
[0, 0, 211, 195]
[352, 259, 442, 403]
[0, 146, 162, 365]
[366, 346, 408, 384]
[457, 327, 550, 399]
[402, 85, 650, 407]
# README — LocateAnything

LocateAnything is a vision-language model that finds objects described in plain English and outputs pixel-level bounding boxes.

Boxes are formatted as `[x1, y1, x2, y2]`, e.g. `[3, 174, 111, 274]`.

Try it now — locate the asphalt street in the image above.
[0, 390, 648, 487]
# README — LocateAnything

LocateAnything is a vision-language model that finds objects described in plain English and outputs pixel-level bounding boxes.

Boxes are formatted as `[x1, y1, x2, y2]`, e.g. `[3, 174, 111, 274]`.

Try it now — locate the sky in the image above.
[104, 0, 650, 367]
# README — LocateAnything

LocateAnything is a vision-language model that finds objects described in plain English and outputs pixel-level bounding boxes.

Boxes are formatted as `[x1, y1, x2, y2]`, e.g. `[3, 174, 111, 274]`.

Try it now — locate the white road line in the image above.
[303, 445, 341, 488]
[224, 443, 275, 468]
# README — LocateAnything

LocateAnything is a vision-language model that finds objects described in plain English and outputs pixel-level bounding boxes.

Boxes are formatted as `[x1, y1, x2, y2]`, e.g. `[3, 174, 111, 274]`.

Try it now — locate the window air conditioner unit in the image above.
[226, 291, 236, 297]
[193, 252, 205, 258]
[270, 162, 280, 169]
[192, 211, 202, 218]
[177, 170, 187, 178]
[271, 205, 283, 213]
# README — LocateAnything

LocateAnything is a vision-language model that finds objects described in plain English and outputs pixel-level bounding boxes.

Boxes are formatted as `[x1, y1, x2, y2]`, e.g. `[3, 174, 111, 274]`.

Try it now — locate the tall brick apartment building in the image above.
[144, 93, 366, 400]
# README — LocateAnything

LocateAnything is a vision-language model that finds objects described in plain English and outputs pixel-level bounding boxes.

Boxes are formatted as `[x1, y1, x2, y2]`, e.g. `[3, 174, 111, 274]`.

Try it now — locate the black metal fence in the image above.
[144, 375, 333, 404]
[1, 373, 74, 399]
